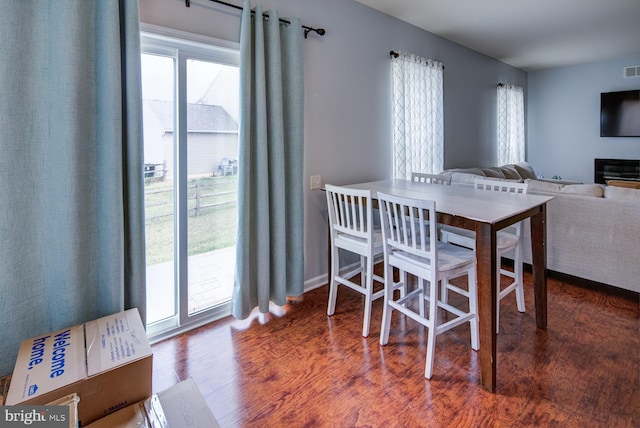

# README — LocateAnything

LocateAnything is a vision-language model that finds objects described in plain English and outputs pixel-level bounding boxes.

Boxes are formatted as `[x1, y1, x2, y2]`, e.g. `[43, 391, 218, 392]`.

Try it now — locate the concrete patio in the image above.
[146, 246, 235, 324]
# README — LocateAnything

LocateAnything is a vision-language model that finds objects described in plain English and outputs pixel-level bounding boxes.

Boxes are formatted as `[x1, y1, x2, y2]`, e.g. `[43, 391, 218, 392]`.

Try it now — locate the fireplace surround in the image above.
[594, 158, 640, 184]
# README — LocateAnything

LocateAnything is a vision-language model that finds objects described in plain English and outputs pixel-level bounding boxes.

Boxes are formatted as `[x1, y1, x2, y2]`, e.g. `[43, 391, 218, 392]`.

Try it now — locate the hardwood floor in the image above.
[151, 268, 639, 427]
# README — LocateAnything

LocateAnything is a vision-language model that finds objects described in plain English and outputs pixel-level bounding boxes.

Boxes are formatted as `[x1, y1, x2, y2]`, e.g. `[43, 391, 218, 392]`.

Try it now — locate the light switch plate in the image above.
[310, 175, 322, 190]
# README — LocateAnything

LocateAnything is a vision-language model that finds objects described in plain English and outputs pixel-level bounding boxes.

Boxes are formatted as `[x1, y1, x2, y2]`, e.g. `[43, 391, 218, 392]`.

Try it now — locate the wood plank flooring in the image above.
[151, 268, 639, 427]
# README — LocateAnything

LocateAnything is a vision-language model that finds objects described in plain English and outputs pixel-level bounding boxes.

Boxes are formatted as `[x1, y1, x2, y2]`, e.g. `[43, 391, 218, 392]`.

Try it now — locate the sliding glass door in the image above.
[141, 30, 240, 339]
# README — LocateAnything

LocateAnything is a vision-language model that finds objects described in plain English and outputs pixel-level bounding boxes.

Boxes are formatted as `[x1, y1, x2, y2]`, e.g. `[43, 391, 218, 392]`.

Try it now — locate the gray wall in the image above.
[139, 0, 527, 287]
[527, 56, 640, 183]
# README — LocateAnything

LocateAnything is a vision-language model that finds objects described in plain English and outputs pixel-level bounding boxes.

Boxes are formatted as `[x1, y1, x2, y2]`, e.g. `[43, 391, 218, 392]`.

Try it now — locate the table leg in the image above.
[475, 223, 497, 392]
[530, 205, 548, 329]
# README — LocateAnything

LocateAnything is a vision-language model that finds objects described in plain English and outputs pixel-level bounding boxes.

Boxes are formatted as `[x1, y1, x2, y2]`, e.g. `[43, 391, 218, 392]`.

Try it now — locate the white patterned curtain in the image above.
[391, 52, 444, 179]
[497, 84, 525, 165]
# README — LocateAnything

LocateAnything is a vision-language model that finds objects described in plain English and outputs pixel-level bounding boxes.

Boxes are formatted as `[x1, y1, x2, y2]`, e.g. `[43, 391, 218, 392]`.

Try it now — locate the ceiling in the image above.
[353, 0, 640, 71]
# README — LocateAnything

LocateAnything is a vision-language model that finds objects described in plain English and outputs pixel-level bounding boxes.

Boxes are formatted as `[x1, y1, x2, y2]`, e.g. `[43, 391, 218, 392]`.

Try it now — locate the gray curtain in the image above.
[0, 1, 145, 376]
[232, 0, 305, 319]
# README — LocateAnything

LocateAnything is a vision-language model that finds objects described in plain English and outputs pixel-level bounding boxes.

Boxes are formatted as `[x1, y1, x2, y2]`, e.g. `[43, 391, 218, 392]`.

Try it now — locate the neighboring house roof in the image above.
[145, 99, 238, 133]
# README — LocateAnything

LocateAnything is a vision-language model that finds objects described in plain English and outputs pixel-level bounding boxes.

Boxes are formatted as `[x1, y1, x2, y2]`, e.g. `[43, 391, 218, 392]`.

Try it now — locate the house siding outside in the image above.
[143, 99, 239, 178]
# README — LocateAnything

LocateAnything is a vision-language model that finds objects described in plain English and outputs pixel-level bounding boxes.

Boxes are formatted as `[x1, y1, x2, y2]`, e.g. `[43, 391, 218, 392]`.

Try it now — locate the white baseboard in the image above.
[304, 273, 328, 292]
[304, 260, 369, 293]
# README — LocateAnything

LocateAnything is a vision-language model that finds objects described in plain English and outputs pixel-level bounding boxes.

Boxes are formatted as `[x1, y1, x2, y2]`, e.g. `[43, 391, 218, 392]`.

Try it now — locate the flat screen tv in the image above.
[600, 89, 640, 137]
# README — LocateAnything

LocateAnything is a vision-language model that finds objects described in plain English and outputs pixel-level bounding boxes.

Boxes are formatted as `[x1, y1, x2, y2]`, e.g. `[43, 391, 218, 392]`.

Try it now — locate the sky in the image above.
[141, 53, 240, 122]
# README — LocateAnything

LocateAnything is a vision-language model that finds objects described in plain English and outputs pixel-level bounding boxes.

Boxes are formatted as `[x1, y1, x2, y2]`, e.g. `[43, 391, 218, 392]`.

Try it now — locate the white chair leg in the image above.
[441, 279, 449, 304]
[441, 232, 450, 305]
[424, 284, 438, 379]
[514, 244, 526, 313]
[327, 246, 339, 316]
[362, 256, 374, 337]
[379, 263, 394, 346]
[363, 294, 372, 337]
[398, 268, 406, 298]
[467, 270, 479, 350]
[419, 278, 426, 318]
[399, 269, 407, 298]
[424, 326, 437, 379]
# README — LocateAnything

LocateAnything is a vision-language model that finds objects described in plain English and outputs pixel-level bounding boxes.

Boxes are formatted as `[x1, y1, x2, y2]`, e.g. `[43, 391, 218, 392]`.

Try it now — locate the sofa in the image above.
[439, 162, 640, 293]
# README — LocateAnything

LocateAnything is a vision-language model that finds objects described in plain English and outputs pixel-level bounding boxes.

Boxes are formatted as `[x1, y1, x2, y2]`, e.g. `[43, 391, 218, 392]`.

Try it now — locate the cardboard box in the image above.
[47, 393, 80, 428]
[5, 308, 153, 426]
[0, 374, 11, 405]
[85, 378, 219, 428]
[84, 400, 152, 428]
[156, 378, 220, 427]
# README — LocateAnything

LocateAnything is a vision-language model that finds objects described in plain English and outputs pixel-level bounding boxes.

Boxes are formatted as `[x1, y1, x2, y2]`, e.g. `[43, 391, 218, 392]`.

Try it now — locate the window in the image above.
[497, 84, 525, 165]
[391, 52, 444, 178]
[141, 27, 240, 340]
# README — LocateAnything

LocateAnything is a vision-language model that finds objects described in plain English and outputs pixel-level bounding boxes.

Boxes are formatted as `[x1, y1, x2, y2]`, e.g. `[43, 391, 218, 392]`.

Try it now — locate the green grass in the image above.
[144, 176, 238, 265]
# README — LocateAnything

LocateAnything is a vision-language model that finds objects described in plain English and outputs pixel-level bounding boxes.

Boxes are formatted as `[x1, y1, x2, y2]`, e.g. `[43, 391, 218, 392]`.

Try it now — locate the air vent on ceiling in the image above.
[623, 65, 640, 78]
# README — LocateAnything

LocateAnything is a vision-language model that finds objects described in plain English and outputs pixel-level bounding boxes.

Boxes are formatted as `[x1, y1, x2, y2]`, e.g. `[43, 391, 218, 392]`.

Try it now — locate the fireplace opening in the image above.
[594, 158, 640, 184]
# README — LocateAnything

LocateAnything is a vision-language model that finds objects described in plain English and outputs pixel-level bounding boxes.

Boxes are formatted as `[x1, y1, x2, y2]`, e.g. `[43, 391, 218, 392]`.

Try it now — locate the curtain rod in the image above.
[185, 0, 326, 39]
[390, 51, 445, 69]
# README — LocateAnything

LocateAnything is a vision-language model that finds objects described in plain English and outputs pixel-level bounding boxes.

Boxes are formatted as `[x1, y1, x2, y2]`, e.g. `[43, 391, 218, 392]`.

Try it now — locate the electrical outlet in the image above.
[310, 175, 322, 190]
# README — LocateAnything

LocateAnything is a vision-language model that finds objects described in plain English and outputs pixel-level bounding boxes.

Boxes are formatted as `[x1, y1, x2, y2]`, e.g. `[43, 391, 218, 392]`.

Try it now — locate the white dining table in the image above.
[344, 179, 553, 392]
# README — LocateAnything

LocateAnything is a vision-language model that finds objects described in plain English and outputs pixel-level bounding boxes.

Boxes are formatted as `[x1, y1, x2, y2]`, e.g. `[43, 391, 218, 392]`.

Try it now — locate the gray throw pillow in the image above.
[514, 162, 537, 180]
[485, 167, 506, 178]
[500, 164, 523, 180]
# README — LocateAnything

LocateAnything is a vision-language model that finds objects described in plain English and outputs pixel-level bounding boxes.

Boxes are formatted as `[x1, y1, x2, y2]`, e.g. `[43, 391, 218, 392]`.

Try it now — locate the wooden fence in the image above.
[145, 178, 237, 220]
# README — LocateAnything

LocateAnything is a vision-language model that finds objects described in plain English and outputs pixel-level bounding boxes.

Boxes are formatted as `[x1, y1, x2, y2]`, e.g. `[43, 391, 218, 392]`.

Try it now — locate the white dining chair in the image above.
[440, 178, 528, 333]
[377, 191, 478, 379]
[410, 172, 451, 232]
[411, 172, 452, 185]
[325, 184, 401, 337]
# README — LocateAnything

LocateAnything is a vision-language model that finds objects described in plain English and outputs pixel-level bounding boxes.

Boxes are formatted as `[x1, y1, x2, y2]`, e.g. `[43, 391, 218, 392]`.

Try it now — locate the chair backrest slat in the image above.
[326, 185, 373, 240]
[411, 172, 452, 186]
[474, 178, 527, 194]
[473, 178, 528, 235]
[378, 192, 437, 261]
